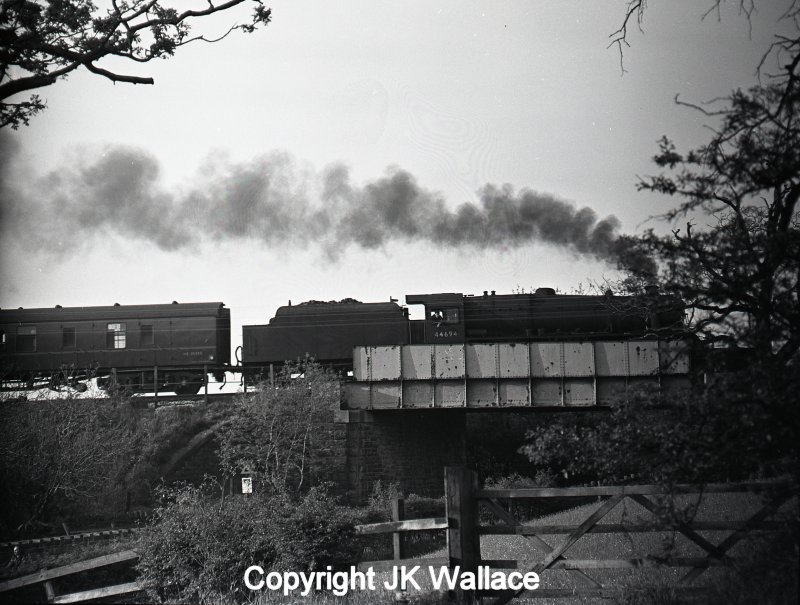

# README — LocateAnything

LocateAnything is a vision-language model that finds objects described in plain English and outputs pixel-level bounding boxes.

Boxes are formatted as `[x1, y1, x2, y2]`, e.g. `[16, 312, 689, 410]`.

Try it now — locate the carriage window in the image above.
[62, 327, 76, 349]
[17, 326, 36, 352]
[429, 308, 459, 324]
[107, 323, 126, 349]
[140, 324, 153, 347]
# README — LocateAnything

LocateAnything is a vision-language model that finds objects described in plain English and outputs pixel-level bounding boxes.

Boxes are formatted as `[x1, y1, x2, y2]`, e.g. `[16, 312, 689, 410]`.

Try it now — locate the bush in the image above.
[136, 482, 360, 604]
[522, 366, 799, 487]
[217, 361, 340, 496]
[704, 528, 799, 605]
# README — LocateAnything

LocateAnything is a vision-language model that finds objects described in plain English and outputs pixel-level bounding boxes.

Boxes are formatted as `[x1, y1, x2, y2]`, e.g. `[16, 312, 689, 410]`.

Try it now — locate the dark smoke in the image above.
[0, 138, 641, 267]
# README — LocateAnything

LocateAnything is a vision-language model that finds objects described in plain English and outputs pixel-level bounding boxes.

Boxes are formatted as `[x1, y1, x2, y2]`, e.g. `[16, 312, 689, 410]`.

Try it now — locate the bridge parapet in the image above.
[344, 339, 691, 410]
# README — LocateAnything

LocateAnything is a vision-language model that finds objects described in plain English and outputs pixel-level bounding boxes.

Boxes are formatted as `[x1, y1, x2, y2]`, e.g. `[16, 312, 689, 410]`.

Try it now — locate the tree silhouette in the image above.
[0, 0, 271, 128]
[619, 25, 800, 367]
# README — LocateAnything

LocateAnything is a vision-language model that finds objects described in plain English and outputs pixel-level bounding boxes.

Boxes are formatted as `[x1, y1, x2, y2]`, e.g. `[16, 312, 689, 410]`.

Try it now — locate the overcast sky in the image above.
[0, 1, 788, 345]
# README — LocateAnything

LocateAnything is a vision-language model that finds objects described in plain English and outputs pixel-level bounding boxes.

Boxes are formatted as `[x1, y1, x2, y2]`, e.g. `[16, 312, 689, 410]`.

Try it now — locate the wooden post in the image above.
[445, 466, 480, 603]
[43, 581, 56, 602]
[153, 366, 159, 405]
[392, 497, 405, 560]
[203, 364, 209, 405]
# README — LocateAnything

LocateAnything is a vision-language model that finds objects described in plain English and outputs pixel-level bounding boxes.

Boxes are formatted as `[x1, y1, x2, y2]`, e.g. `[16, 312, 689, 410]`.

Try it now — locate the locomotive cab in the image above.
[406, 293, 465, 344]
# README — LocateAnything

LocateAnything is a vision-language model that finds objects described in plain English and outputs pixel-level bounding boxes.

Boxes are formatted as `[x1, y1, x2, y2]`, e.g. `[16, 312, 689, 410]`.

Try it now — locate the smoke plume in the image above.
[0, 135, 632, 266]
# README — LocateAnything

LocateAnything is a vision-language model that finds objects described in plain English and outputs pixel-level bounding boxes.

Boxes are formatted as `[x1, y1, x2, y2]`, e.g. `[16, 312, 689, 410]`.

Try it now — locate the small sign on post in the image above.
[241, 476, 253, 495]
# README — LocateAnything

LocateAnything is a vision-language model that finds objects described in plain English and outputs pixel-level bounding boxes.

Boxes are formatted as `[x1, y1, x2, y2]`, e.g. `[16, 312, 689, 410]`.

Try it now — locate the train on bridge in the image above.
[0, 288, 692, 405]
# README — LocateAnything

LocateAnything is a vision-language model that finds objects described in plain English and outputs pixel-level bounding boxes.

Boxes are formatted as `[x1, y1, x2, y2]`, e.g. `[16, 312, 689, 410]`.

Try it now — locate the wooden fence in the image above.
[355, 497, 450, 572]
[355, 467, 795, 604]
[0, 550, 142, 603]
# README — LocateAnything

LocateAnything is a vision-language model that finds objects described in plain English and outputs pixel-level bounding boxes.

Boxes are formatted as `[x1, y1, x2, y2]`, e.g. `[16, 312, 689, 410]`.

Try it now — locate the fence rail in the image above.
[355, 497, 449, 572]
[0, 550, 142, 603]
[0, 528, 137, 554]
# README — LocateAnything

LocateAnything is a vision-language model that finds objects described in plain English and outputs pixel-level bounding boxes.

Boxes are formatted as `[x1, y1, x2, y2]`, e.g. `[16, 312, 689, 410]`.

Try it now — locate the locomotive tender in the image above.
[1, 288, 687, 401]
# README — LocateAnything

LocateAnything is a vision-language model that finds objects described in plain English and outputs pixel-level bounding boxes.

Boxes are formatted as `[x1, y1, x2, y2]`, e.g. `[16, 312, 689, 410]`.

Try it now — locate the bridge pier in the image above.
[336, 410, 468, 503]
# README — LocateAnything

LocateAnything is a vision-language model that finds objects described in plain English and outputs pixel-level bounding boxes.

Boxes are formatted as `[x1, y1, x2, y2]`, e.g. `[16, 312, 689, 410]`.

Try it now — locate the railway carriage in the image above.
[0, 302, 230, 394]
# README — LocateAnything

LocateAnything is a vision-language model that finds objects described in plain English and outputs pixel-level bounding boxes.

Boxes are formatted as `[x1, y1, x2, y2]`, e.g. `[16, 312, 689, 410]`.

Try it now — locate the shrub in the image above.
[136, 482, 360, 604]
[522, 366, 799, 487]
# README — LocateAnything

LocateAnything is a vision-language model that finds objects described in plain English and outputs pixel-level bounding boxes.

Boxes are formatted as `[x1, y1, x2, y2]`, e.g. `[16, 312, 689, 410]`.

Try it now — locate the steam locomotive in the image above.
[0, 289, 684, 395]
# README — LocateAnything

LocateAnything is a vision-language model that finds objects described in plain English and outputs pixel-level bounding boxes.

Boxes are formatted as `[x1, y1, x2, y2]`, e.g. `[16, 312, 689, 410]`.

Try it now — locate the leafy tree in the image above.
[216, 361, 341, 495]
[525, 2, 800, 489]
[523, 373, 798, 486]
[621, 76, 800, 369]
[609, 2, 800, 367]
[0, 0, 272, 128]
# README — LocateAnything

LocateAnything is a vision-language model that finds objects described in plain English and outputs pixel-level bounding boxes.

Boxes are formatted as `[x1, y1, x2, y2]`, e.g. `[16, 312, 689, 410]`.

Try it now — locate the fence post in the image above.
[204, 364, 209, 405]
[44, 580, 56, 602]
[445, 466, 480, 603]
[392, 497, 406, 560]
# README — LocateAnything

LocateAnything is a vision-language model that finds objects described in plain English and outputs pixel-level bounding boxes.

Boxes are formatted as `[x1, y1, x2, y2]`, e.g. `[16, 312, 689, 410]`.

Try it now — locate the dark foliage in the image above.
[0, 398, 137, 536]
[523, 365, 799, 486]
[0, 396, 225, 538]
[136, 482, 360, 604]
[617, 36, 800, 368]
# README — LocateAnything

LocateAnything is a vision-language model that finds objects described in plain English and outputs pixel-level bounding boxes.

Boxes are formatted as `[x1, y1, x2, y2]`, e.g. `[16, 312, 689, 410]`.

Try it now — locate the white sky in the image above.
[0, 0, 788, 348]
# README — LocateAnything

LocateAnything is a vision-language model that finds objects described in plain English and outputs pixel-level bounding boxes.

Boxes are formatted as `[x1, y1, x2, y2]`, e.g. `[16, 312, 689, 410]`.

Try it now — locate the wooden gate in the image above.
[355, 467, 795, 604]
[450, 467, 794, 604]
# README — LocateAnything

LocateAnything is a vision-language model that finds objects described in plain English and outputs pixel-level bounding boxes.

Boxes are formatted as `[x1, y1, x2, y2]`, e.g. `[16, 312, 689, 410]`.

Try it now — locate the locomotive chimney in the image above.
[491, 290, 496, 296]
[483, 291, 488, 296]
